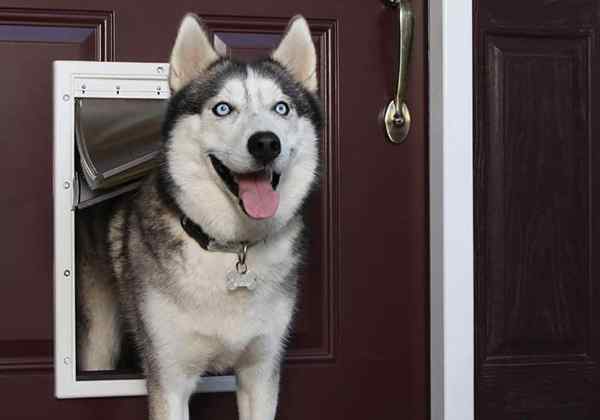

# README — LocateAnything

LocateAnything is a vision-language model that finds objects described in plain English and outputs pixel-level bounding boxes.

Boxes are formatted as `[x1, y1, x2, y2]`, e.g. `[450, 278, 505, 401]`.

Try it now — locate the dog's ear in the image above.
[272, 15, 317, 93]
[169, 14, 220, 92]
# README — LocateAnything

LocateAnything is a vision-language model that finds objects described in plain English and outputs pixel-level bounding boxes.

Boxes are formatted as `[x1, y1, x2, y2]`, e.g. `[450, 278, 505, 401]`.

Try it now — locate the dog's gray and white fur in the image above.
[76, 14, 321, 420]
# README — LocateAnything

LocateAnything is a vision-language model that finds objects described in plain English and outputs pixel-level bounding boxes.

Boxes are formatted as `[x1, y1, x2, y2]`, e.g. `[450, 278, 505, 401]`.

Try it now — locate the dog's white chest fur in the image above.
[143, 219, 299, 377]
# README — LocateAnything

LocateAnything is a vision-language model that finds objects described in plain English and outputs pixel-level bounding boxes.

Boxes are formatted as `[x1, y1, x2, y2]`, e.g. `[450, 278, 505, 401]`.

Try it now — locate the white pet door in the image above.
[53, 61, 236, 398]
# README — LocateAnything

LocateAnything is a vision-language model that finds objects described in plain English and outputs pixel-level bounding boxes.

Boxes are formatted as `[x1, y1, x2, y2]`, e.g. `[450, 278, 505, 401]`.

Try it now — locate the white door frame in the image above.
[429, 1, 474, 420]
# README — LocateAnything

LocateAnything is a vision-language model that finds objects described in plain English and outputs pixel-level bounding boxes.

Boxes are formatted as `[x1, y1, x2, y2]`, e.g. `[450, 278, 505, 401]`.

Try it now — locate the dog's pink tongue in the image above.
[238, 172, 279, 219]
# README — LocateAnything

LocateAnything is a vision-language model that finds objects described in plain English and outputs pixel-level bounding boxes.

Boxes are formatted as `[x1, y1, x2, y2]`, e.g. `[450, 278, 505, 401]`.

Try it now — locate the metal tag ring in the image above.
[237, 243, 249, 265]
[236, 261, 248, 274]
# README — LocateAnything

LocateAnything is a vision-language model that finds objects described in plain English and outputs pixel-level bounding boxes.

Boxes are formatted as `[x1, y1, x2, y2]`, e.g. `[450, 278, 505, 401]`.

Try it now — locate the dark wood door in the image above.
[0, 1, 428, 419]
[475, 1, 600, 418]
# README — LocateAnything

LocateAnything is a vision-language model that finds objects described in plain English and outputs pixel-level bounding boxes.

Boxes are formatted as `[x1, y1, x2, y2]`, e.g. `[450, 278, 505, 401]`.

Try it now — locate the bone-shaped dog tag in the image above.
[226, 270, 257, 291]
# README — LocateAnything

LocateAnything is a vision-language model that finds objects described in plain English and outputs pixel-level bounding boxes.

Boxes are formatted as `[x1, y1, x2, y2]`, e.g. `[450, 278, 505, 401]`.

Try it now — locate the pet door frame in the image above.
[53, 61, 237, 399]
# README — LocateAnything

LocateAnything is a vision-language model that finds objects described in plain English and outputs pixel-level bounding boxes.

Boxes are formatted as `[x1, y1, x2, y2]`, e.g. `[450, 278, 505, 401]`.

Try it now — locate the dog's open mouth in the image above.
[209, 155, 281, 220]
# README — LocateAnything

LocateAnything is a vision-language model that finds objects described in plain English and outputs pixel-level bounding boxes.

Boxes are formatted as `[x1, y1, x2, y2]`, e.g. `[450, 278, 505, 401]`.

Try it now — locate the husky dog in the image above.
[77, 14, 321, 420]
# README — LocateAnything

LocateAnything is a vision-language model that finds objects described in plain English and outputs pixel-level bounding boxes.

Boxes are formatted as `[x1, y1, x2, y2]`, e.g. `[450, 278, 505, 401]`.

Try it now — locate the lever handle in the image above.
[384, 0, 414, 144]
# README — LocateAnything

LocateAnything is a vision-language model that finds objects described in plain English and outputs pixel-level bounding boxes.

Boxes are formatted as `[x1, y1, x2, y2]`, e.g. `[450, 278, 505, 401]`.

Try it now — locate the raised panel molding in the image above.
[0, 7, 113, 373]
[476, 1, 600, 417]
[479, 32, 592, 363]
[205, 16, 339, 363]
[0, 8, 114, 60]
[476, 28, 599, 417]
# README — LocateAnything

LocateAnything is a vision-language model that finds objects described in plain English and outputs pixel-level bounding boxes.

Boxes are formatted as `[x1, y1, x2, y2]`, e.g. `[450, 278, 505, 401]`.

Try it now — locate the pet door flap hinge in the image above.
[72, 172, 80, 210]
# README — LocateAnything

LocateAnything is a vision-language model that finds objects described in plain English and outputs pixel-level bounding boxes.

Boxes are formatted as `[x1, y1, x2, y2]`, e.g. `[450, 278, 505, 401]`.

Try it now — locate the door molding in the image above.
[429, 1, 474, 419]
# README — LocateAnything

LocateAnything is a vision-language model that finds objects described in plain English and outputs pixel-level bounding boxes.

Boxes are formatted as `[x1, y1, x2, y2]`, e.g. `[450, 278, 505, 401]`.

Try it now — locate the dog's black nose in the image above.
[247, 131, 281, 164]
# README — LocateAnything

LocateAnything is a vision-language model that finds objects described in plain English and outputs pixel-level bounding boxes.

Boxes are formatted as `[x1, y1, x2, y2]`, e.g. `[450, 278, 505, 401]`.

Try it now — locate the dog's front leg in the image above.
[147, 374, 196, 420]
[236, 355, 281, 420]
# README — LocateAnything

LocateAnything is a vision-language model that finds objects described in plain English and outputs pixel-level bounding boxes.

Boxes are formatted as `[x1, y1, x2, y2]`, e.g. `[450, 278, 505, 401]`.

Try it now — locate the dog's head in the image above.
[160, 14, 322, 242]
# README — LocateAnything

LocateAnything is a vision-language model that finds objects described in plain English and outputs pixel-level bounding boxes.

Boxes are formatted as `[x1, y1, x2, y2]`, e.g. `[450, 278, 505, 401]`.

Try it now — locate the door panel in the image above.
[475, 1, 600, 418]
[0, 1, 428, 419]
[0, 7, 113, 374]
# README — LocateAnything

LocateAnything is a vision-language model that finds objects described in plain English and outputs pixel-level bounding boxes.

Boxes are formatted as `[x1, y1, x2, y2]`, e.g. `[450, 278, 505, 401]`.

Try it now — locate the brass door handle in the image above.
[384, 0, 414, 144]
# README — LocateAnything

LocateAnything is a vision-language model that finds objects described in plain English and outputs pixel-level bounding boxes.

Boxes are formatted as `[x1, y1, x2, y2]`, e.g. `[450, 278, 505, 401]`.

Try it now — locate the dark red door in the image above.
[475, 1, 600, 418]
[0, 1, 428, 418]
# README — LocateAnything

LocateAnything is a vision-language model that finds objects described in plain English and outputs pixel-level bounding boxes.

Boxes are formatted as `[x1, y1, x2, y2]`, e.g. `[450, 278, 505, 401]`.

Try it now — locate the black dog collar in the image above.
[180, 216, 262, 254]
[180, 216, 212, 250]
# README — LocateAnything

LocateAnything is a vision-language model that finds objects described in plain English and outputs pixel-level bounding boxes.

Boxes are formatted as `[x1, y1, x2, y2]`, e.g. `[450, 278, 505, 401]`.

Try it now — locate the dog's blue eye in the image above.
[273, 101, 290, 116]
[213, 102, 233, 117]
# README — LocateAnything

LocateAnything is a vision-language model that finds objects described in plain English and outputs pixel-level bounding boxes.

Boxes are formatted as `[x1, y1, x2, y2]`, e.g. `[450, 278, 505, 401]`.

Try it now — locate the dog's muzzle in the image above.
[209, 154, 281, 220]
